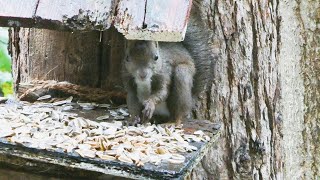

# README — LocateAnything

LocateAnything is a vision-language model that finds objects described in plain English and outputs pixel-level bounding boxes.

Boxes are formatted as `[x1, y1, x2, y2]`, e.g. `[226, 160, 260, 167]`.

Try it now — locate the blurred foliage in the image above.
[1, 82, 13, 95]
[0, 27, 13, 97]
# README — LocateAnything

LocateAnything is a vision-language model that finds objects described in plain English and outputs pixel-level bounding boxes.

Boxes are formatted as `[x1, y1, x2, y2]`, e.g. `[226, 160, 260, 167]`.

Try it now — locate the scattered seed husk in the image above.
[0, 129, 15, 138]
[194, 130, 204, 136]
[61, 105, 73, 111]
[0, 101, 211, 167]
[118, 154, 133, 164]
[96, 151, 117, 160]
[98, 104, 111, 108]
[37, 95, 52, 101]
[75, 149, 96, 158]
[114, 115, 125, 120]
[119, 108, 129, 116]
[78, 102, 96, 110]
[108, 110, 118, 117]
[168, 158, 185, 164]
[96, 115, 110, 121]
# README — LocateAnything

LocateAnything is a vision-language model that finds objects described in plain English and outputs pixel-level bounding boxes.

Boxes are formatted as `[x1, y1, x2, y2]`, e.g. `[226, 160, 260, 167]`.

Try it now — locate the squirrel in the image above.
[122, 2, 215, 126]
[122, 41, 195, 126]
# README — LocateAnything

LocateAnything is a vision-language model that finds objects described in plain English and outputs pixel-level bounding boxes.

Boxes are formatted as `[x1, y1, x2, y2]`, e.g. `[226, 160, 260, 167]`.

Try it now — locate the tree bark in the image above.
[8, 0, 319, 179]
[190, 0, 319, 179]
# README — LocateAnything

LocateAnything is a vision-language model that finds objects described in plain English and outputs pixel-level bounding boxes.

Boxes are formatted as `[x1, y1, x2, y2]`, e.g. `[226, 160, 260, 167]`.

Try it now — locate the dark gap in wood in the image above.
[32, 0, 41, 18]
[142, 0, 148, 29]
[13, 28, 21, 93]
[97, 31, 104, 88]
[112, 0, 121, 24]
[100, 30, 111, 89]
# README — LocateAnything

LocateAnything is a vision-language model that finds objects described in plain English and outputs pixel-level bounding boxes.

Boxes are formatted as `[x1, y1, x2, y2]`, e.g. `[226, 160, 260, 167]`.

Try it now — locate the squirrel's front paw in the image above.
[124, 115, 141, 126]
[142, 100, 155, 122]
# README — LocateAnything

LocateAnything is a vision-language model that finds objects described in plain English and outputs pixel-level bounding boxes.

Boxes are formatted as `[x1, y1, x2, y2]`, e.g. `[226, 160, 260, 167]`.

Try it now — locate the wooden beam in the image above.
[0, 0, 39, 27]
[0, 0, 193, 41]
[35, 0, 114, 30]
[115, 0, 193, 41]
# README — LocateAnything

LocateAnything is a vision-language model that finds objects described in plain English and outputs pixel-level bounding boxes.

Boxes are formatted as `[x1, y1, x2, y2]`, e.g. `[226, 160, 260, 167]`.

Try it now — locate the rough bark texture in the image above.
[295, 0, 320, 178]
[8, 0, 319, 179]
[189, 0, 319, 179]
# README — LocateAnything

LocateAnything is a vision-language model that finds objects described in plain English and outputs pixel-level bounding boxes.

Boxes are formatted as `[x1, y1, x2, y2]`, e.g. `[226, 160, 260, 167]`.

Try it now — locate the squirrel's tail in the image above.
[183, 1, 217, 98]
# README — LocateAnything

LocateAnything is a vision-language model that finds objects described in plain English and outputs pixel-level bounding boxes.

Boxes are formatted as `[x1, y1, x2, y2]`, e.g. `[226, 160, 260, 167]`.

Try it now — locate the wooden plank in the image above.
[0, 137, 218, 179]
[114, 0, 193, 42]
[35, 0, 114, 30]
[10, 28, 102, 89]
[0, 0, 39, 27]
[100, 28, 125, 90]
[0, 101, 220, 179]
[145, 0, 192, 32]
[113, 0, 146, 34]
[0, 0, 192, 41]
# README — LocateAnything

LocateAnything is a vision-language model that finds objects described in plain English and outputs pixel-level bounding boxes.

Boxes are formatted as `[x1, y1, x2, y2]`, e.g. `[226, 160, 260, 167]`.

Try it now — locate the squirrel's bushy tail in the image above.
[183, 1, 217, 98]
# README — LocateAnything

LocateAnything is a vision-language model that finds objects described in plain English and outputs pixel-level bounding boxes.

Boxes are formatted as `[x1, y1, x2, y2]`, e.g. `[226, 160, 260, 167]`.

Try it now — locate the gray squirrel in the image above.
[122, 3, 215, 126]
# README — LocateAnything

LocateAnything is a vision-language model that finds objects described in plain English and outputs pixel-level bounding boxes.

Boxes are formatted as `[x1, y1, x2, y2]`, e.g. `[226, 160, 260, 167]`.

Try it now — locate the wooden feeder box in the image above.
[0, 0, 220, 179]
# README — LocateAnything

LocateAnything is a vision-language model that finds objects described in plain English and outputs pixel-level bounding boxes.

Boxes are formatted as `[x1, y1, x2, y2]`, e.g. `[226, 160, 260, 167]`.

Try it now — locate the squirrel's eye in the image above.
[154, 55, 159, 61]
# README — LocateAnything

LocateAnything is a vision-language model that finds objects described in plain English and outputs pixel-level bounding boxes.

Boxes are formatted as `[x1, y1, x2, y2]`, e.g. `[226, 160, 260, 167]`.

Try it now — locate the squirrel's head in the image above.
[124, 40, 162, 83]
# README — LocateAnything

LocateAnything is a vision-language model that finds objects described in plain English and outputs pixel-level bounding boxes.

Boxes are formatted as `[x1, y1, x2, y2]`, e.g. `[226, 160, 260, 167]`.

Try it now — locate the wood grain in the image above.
[0, 0, 39, 27]
[114, 0, 193, 41]
[0, 0, 193, 41]
[113, 0, 146, 36]
[9, 28, 102, 89]
[35, 0, 114, 30]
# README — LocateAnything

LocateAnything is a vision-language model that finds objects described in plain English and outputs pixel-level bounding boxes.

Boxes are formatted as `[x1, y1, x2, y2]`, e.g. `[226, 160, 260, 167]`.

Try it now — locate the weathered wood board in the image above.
[35, 0, 114, 30]
[0, 101, 220, 179]
[9, 29, 103, 89]
[0, 136, 218, 179]
[0, 0, 39, 27]
[115, 0, 193, 41]
[0, 0, 192, 41]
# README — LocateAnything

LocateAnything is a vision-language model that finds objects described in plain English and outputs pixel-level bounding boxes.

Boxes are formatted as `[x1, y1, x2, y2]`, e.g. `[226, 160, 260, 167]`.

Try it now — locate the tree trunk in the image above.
[190, 0, 319, 179]
[8, 0, 319, 179]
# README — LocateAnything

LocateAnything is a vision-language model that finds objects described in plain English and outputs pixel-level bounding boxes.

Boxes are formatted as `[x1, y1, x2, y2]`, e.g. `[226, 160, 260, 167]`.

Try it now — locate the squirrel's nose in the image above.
[139, 73, 147, 79]
[139, 71, 148, 80]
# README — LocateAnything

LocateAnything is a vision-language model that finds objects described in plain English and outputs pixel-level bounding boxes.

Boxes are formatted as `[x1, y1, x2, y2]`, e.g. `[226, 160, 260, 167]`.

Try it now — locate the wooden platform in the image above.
[0, 101, 220, 179]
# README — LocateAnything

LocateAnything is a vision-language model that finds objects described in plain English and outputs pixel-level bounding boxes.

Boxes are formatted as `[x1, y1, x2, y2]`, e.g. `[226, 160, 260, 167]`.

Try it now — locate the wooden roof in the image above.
[0, 0, 193, 41]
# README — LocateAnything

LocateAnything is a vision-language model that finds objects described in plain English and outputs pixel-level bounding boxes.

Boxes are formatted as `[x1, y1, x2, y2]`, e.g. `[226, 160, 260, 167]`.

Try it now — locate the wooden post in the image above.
[9, 28, 103, 91]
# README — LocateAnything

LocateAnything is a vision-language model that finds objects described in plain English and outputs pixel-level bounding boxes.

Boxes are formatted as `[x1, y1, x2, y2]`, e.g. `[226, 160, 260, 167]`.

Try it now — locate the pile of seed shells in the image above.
[0, 98, 210, 166]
